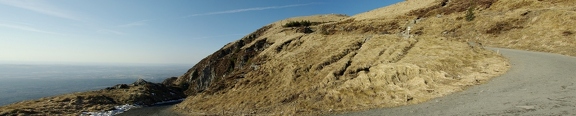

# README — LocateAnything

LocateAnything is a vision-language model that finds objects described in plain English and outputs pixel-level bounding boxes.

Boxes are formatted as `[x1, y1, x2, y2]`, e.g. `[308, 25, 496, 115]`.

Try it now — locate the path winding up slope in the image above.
[338, 48, 576, 116]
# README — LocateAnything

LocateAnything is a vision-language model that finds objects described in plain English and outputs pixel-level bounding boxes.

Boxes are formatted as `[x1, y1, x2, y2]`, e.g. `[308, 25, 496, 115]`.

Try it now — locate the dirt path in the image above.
[336, 48, 576, 116]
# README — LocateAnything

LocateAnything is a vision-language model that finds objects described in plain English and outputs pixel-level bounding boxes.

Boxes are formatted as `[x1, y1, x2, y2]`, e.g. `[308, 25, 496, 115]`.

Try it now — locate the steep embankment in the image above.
[170, 0, 511, 115]
[338, 48, 576, 115]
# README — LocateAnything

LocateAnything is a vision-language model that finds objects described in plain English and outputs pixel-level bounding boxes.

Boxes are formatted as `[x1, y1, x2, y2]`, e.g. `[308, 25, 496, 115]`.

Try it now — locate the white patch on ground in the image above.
[80, 99, 185, 116]
[80, 104, 140, 116]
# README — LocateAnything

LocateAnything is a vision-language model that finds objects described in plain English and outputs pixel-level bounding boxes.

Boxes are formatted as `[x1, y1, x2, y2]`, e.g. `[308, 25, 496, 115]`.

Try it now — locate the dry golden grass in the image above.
[0, 90, 132, 115]
[8, 0, 576, 115]
[352, 0, 436, 20]
[172, 1, 511, 114]
[6, 0, 576, 115]
[480, 0, 576, 56]
[178, 0, 576, 115]
[410, 0, 576, 56]
[174, 0, 576, 115]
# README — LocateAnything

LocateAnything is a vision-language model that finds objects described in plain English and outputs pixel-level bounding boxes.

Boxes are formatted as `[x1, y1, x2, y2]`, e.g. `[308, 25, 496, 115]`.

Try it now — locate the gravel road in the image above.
[336, 48, 576, 116]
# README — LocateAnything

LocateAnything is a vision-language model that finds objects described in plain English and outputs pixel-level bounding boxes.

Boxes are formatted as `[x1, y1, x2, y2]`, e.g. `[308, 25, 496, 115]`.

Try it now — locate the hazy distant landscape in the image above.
[0, 64, 189, 106]
[3, 0, 576, 115]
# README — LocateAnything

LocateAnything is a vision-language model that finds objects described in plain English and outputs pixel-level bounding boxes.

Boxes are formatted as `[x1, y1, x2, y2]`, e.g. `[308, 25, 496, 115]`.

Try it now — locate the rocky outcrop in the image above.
[173, 24, 275, 95]
[0, 78, 186, 116]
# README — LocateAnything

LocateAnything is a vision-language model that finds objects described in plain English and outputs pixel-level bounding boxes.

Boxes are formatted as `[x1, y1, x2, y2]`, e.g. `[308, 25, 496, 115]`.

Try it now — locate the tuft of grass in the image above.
[465, 0, 476, 22]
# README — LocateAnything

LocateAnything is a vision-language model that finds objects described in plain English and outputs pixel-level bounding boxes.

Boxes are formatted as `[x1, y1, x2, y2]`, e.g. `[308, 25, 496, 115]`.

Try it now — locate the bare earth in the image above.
[336, 48, 576, 116]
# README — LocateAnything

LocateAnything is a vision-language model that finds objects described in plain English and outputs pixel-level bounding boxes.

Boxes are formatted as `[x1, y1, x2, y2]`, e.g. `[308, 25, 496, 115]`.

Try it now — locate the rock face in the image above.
[0, 78, 186, 116]
[173, 25, 275, 96]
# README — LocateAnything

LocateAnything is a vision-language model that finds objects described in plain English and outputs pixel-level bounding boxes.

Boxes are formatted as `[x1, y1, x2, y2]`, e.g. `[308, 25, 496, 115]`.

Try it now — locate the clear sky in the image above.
[0, 0, 403, 65]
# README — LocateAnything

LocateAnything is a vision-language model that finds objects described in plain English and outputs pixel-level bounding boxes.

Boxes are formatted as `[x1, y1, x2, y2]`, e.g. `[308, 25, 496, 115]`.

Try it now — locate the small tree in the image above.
[465, 0, 476, 22]
[301, 20, 311, 27]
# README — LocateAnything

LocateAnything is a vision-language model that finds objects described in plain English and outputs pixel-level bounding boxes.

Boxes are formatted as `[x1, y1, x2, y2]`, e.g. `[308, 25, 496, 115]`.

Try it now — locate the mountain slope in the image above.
[170, 0, 512, 115]
[2, 0, 575, 115]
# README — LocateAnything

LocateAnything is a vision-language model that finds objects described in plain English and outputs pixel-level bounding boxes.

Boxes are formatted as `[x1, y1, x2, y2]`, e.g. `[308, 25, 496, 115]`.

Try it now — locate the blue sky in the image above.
[0, 0, 403, 65]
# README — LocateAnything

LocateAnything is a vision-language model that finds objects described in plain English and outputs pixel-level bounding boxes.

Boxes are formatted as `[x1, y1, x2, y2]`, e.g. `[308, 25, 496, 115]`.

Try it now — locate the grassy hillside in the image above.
[171, 0, 516, 115]
[408, 0, 576, 56]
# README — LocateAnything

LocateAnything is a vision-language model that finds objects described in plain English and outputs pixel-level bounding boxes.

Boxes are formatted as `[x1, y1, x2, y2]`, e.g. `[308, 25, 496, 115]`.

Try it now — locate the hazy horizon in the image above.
[0, 64, 189, 105]
[0, 60, 195, 66]
[0, 0, 402, 65]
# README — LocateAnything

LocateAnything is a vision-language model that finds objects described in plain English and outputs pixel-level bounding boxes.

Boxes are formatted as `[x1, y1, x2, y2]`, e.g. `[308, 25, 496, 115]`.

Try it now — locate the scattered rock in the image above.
[516, 106, 536, 110]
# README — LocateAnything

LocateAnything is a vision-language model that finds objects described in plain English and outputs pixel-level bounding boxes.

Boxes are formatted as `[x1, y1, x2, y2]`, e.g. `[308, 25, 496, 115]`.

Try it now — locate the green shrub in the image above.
[465, 0, 476, 22]
[283, 20, 323, 27]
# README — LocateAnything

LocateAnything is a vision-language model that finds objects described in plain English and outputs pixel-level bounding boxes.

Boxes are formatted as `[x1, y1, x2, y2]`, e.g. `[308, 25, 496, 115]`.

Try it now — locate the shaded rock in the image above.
[110, 84, 129, 89]
[161, 77, 178, 86]
[133, 78, 150, 86]
[296, 26, 314, 33]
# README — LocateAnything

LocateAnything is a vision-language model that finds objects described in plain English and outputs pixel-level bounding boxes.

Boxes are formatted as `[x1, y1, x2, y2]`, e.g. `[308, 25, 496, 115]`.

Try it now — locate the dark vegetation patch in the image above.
[283, 20, 324, 27]
[409, 0, 497, 17]
[319, 19, 401, 35]
[563, 31, 573, 36]
[295, 26, 314, 33]
[485, 18, 527, 34]
[413, 27, 425, 35]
